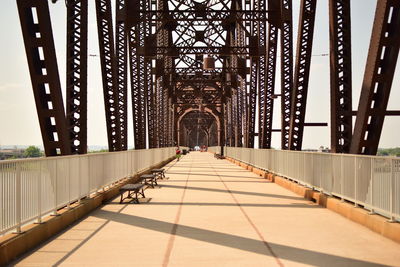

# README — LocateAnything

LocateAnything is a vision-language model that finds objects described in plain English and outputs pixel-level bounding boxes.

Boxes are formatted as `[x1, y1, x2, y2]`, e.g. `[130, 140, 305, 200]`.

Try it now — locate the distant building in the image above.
[0, 148, 25, 160]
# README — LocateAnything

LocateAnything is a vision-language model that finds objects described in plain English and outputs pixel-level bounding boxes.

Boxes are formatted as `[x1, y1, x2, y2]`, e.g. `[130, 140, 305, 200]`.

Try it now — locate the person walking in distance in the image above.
[175, 146, 181, 161]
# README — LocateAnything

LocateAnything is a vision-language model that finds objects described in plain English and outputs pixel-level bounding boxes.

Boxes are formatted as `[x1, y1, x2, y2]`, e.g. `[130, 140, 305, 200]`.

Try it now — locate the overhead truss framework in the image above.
[17, 0, 400, 155]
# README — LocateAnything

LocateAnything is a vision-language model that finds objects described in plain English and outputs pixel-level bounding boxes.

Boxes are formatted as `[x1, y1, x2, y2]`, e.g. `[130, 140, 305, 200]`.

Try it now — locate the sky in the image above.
[0, 0, 399, 150]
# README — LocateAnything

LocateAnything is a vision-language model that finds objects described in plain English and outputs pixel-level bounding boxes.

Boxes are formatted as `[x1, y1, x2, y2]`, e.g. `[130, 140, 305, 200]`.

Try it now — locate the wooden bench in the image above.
[151, 168, 166, 180]
[119, 183, 146, 204]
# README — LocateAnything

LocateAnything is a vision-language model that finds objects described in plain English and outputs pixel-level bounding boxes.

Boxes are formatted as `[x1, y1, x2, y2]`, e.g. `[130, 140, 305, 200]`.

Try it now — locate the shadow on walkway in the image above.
[93, 210, 388, 267]
[160, 184, 304, 201]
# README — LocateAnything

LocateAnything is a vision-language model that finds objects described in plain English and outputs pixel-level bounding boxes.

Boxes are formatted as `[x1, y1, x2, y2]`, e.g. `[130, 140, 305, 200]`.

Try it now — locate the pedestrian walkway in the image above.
[12, 152, 400, 266]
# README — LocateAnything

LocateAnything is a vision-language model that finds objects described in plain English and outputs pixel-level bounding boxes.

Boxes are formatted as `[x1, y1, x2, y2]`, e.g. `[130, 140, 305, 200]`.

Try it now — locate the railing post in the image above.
[369, 157, 375, 214]
[53, 160, 58, 216]
[37, 161, 42, 224]
[340, 155, 344, 201]
[15, 164, 22, 233]
[67, 159, 71, 209]
[389, 158, 395, 222]
[88, 155, 91, 198]
[354, 157, 358, 207]
[78, 157, 81, 204]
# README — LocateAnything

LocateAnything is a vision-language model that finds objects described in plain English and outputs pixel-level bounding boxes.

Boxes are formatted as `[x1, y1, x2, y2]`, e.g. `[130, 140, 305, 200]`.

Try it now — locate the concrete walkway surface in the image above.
[12, 152, 400, 266]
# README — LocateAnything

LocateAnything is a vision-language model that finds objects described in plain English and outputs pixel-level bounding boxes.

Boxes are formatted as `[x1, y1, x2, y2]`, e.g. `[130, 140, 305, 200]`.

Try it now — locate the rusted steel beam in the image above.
[260, 24, 278, 148]
[351, 0, 400, 155]
[329, 0, 352, 153]
[255, 0, 267, 149]
[66, 0, 88, 155]
[115, 0, 128, 150]
[289, 0, 317, 150]
[95, 0, 122, 151]
[279, 0, 294, 150]
[17, 0, 71, 156]
[128, 25, 147, 149]
[247, 58, 258, 148]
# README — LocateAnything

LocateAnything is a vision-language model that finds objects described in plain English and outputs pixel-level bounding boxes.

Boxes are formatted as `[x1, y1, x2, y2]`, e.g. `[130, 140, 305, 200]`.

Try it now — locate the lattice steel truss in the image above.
[288, 0, 317, 150]
[17, 0, 399, 155]
[329, 0, 352, 153]
[95, 0, 122, 151]
[66, 0, 88, 154]
[115, 0, 128, 150]
[279, 0, 294, 150]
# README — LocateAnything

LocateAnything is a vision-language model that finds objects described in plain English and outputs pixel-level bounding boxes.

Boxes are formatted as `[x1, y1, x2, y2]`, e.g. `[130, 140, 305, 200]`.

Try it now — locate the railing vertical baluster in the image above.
[355, 157, 358, 207]
[341, 155, 344, 201]
[37, 161, 42, 223]
[53, 160, 58, 216]
[67, 159, 71, 209]
[15, 164, 22, 233]
[370, 158, 375, 214]
[389, 159, 394, 222]
[78, 157, 81, 203]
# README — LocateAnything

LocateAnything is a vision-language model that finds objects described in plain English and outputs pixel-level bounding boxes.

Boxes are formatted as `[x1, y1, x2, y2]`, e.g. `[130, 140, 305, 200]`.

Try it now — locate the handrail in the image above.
[0, 147, 175, 235]
[209, 146, 399, 222]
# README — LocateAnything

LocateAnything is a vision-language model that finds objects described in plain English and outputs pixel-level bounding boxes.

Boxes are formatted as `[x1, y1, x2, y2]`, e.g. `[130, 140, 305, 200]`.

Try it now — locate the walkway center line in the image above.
[162, 157, 192, 267]
[210, 158, 284, 267]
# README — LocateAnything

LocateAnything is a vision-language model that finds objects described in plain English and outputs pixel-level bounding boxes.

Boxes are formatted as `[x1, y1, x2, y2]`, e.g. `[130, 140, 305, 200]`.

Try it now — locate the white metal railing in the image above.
[0, 147, 175, 235]
[210, 146, 400, 222]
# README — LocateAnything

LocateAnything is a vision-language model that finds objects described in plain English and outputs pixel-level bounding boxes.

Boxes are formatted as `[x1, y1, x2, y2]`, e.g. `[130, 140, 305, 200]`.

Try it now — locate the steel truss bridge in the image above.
[16, 0, 400, 156]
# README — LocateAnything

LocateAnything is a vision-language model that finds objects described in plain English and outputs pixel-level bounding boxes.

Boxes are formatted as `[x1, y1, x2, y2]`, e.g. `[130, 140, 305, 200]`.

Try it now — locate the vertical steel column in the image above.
[260, 24, 278, 148]
[155, 77, 162, 147]
[329, 0, 353, 153]
[147, 59, 156, 148]
[66, 0, 88, 154]
[247, 58, 258, 148]
[351, 0, 400, 155]
[116, 0, 128, 150]
[95, 0, 122, 151]
[17, 0, 71, 156]
[257, 0, 267, 149]
[288, 0, 317, 150]
[163, 81, 169, 147]
[237, 78, 245, 147]
[129, 28, 146, 149]
[279, 0, 294, 150]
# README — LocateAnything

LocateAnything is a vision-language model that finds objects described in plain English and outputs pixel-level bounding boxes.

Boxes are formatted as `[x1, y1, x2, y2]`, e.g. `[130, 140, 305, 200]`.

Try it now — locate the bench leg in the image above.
[141, 188, 146, 198]
[134, 192, 140, 204]
[120, 192, 124, 204]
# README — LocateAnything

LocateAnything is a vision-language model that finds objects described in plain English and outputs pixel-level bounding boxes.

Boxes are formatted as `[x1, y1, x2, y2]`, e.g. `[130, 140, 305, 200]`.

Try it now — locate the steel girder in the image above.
[260, 24, 278, 148]
[329, 0, 352, 153]
[115, 0, 128, 150]
[288, 0, 317, 150]
[17, 0, 71, 156]
[257, 0, 267, 149]
[246, 58, 258, 148]
[279, 0, 294, 150]
[66, 0, 88, 154]
[95, 0, 122, 151]
[129, 26, 147, 149]
[351, 0, 400, 155]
